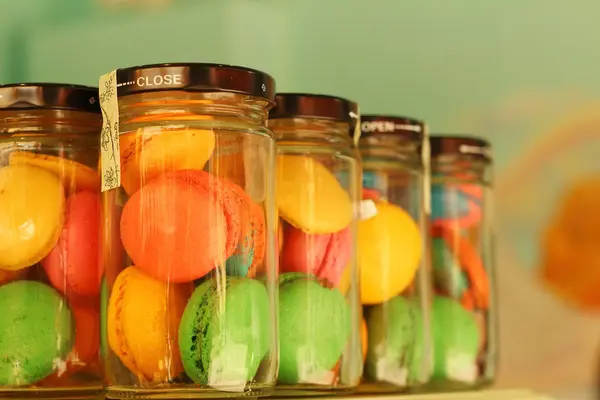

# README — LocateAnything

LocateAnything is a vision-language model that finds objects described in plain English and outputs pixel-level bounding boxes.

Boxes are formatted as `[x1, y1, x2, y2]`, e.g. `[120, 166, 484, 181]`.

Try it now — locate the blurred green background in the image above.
[3, 1, 600, 398]
[2, 0, 600, 171]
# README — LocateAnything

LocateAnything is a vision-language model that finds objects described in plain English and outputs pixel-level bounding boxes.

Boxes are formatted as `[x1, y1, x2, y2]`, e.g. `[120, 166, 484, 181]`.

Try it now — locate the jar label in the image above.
[351, 106, 361, 145]
[99, 70, 122, 192]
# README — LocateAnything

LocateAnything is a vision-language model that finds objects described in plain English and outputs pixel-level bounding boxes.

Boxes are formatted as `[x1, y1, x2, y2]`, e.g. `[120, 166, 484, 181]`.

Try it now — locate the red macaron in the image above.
[42, 191, 102, 297]
[120, 170, 241, 283]
[280, 224, 351, 286]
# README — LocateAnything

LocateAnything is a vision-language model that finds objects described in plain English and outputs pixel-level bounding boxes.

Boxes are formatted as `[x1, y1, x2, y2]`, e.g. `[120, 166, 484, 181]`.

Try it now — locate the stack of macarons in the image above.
[276, 155, 356, 386]
[106, 130, 272, 388]
[430, 181, 489, 383]
[357, 179, 425, 386]
[0, 151, 103, 387]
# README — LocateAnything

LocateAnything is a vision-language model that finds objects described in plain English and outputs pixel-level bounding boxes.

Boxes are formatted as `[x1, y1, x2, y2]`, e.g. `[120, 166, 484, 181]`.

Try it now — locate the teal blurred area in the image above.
[3, 1, 600, 398]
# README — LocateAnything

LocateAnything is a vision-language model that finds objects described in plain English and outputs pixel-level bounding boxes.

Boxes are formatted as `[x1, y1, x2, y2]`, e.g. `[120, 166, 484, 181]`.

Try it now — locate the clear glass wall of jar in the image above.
[355, 115, 433, 393]
[268, 94, 363, 395]
[100, 64, 279, 399]
[428, 135, 496, 390]
[0, 83, 102, 399]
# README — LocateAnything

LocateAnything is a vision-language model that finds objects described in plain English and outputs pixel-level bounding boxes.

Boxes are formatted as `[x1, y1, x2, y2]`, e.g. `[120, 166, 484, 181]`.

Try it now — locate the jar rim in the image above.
[113, 62, 276, 102]
[430, 134, 492, 162]
[0, 83, 100, 114]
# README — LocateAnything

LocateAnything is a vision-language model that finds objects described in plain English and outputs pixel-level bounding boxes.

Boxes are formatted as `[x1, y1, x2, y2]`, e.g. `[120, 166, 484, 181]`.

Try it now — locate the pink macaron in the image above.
[42, 191, 102, 297]
[280, 223, 351, 286]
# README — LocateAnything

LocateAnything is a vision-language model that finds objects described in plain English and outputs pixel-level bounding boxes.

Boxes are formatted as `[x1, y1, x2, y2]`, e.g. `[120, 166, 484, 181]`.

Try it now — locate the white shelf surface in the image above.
[275, 389, 557, 400]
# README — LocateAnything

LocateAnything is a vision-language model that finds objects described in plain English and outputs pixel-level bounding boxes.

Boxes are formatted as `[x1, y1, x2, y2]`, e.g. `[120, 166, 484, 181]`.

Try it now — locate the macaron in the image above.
[278, 219, 284, 252]
[178, 276, 271, 386]
[431, 296, 480, 381]
[362, 188, 381, 201]
[224, 180, 266, 277]
[68, 305, 100, 370]
[42, 191, 102, 297]
[120, 170, 240, 283]
[277, 155, 352, 234]
[0, 281, 74, 386]
[9, 151, 100, 193]
[0, 164, 65, 270]
[431, 183, 482, 229]
[431, 237, 469, 299]
[206, 136, 247, 188]
[280, 224, 351, 287]
[337, 264, 353, 294]
[120, 128, 215, 196]
[278, 273, 351, 384]
[0, 268, 28, 285]
[365, 296, 424, 385]
[361, 318, 368, 362]
[433, 225, 489, 310]
[42, 304, 100, 382]
[359, 201, 422, 305]
[107, 267, 191, 383]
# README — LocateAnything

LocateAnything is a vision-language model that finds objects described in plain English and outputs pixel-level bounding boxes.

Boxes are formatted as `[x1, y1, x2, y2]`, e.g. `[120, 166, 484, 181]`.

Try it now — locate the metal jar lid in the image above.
[360, 115, 424, 142]
[270, 93, 358, 124]
[430, 135, 492, 162]
[0, 83, 100, 113]
[113, 62, 276, 101]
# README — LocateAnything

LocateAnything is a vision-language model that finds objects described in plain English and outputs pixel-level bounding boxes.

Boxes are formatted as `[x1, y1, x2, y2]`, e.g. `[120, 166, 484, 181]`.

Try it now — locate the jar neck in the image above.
[359, 134, 422, 170]
[118, 91, 272, 128]
[432, 154, 491, 185]
[0, 109, 101, 135]
[268, 118, 352, 145]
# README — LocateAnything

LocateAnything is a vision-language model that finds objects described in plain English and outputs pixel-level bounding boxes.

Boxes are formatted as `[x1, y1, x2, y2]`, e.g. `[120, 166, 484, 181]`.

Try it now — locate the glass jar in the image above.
[0, 83, 102, 398]
[100, 63, 279, 399]
[355, 115, 432, 393]
[428, 135, 496, 390]
[268, 94, 363, 395]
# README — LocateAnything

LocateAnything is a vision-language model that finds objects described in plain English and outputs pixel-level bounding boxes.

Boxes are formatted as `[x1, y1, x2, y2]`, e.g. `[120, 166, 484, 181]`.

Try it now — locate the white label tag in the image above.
[99, 70, 121, 192]
[445, 351, 477, 383]
[374, 357, 408, 386]
[359, 199, 378, 220]
[296, 345, 335, 385]
[207, 343, 248, 392]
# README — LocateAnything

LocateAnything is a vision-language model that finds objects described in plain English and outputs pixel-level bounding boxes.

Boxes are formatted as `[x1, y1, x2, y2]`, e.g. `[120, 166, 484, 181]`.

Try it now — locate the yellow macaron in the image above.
[358, 201, 422, 305]
[9, 151, 99, 193]
[0, 164, 65, 270]
[120, 128, 216, 196]
[277, 155, 352, 233]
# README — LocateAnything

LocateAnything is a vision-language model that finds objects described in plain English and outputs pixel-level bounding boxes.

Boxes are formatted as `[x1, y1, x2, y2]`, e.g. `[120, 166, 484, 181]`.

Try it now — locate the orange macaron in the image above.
[224, 179, 266, 277]
[120, 170, 242, 283]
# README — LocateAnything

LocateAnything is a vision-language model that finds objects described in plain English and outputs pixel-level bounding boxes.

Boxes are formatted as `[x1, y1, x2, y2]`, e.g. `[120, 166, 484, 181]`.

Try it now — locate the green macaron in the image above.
[432, 238, 469, 298]
[0, 280, 74, 386]
[365, 296, 425, 385]
[278, 273, 351, 384]
[432, 296, 480, 380]
[178, 276, 271, 385]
